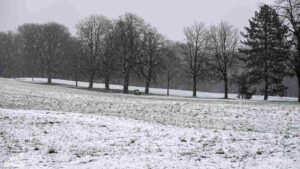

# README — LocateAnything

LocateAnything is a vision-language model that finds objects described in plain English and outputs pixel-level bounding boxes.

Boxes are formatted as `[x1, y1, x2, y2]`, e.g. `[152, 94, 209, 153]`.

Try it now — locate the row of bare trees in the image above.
[0, 16, 239, 99]
[75, 14, 168, 93]
[0, 0, 300, 101]
[181, 21, 238, 98]
[0, 13, 180, 95]
[76, 14, 239, 98]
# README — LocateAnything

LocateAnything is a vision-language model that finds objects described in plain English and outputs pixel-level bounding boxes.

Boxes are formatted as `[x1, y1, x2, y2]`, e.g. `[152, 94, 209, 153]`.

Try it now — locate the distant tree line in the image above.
[0, 0, 300, 101]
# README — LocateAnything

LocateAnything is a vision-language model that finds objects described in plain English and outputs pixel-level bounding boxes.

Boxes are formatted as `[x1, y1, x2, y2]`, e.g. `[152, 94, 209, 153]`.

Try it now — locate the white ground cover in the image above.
[17, 77, 298, 101]
[0, 78, 300, 168]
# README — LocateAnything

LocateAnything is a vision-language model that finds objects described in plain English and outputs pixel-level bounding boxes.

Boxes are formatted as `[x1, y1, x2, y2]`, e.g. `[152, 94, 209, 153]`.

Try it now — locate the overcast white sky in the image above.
[0, 0, 274, 41]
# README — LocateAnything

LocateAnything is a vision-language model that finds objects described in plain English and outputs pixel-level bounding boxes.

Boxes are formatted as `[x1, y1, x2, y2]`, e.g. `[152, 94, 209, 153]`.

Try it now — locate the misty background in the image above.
[0, 0, 297, 97]
[1, 0, 274, 41]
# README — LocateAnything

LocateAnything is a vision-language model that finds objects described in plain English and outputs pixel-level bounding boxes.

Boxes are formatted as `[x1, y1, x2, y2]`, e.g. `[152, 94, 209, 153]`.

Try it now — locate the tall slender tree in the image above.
[76, 15, 111, 88]
[41, 23, 71, 84]
[0, 32, 22, 78]
[18, 23, 42, 80]
[240, 4, 289, 100]
[0, 32, 11, 77]
[209, 21, 239, 99]
[163, 42, 181, 96]
[138, 27, 165, 94]
[100, 22, 116, 90]
[66, 37, 83, 87]
[181, 22, 209, 97]
[115, 13, 147, 93]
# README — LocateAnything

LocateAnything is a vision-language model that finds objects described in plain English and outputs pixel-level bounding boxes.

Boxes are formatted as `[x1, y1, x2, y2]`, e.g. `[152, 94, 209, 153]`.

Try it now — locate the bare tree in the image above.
[181, 22, 209, 97]
[275, 0, 300, 101]
[138, 27, 165, 94]
[66, 37, 83, 87]
[0, 32, 22, 78]
[0, 32, 7, 76]
[100, 22, 116, 90]
[18, 23, 42, 81]
[209, 21, 239, 99]
[163, 42, 181, 96]
[115, 13, 147, 93]
[41, 22, 71, 84]
[0, 32, 11, 77]
[76, 15, 111, 88]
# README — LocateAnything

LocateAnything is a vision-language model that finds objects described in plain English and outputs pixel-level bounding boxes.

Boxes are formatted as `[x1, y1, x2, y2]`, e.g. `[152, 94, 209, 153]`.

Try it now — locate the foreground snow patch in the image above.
[0, 109, 299, 169]
[0, 78, 300, 168]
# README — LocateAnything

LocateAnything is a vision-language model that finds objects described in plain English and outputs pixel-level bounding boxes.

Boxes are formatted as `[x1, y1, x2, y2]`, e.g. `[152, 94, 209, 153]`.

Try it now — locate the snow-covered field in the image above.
[17, 77, 298, 101]
[1, 78, 300, 168]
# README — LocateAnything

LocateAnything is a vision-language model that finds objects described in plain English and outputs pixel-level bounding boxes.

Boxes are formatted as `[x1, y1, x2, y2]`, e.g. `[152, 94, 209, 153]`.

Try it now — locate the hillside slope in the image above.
[0, 78, 299, 168]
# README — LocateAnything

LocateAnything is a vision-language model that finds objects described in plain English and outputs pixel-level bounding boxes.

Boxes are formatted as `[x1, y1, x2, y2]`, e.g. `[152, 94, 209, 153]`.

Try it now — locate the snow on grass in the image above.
[0, 78, 300, 168]
[2, 78, 300, 134]
[16, 77, 298, 101]
[1, 109, 299, 169]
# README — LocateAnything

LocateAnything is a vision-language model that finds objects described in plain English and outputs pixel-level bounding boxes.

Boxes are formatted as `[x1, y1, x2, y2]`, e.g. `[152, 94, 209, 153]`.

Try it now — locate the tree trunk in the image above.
[224, 75, 228, 99]
[263, 61, 269, 100]
[47, 58, 52, 84]
[297, 73, 300, 102]
[105, 73, 110, 90]
[167, 73, 170, 96]
[123, 71, 130, 93]
[88, 71, 95, 89]
[145, 80, 150, 94]
[13, 66, 16, 80]
[74, 72, 78, 87]
[144, 71, 152, 94]
[47, 74, 52, 84]
[296, 45, 300, 102]
[192, 74, 197, 97]
[264, 76, 269, 100]
[296, 42, 300, 102]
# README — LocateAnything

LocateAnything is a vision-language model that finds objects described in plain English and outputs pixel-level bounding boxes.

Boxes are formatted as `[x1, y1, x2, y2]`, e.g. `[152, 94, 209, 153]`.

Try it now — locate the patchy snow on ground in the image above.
[17, 77, 298, 101]
[0, 78, 300, 169]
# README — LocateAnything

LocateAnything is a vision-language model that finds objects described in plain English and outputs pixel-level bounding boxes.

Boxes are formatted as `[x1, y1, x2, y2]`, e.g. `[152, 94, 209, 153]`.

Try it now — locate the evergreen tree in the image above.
[233, 71, 256, 99]
[276, 0, 300, 101]
[240, 4, 289, 100]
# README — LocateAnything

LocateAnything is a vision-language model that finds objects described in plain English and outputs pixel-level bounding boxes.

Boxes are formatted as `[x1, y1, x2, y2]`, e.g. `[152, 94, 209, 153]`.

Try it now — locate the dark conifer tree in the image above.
[240, 4, 290, 100]
[276, 0, 300, 101]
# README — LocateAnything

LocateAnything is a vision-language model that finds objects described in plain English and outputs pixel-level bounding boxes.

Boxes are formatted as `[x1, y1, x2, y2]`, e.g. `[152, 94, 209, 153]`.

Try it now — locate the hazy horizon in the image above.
[1, 0, 274, 41]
